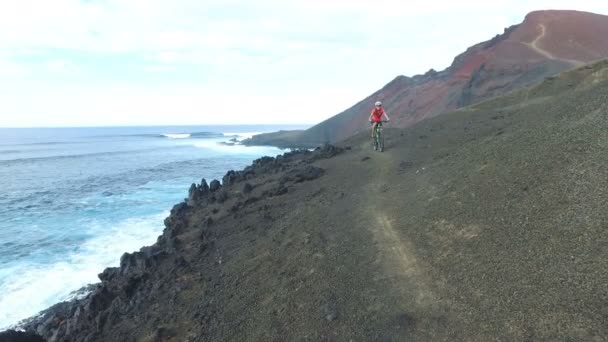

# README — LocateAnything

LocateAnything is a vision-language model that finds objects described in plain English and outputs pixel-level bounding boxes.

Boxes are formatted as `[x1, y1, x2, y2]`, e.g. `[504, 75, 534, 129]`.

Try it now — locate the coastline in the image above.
[241, 129, 324, 149]
[0, 126, 302, 333]
[10, 144, 342, 341]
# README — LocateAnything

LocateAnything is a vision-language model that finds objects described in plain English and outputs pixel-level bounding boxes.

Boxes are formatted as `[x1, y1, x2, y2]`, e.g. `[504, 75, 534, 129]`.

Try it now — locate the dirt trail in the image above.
[352, 144, 463, 340]
[524, 24, 585, 66]
[364, 151, 436, 307]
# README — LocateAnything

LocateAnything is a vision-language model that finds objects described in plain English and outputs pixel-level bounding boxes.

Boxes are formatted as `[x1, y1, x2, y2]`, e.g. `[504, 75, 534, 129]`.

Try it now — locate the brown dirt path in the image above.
[524, 24, 585, 67]
[347, 138, 487, 341]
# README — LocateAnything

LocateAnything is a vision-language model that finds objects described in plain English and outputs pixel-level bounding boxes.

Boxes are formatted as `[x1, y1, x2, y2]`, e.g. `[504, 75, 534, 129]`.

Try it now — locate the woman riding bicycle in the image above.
[369, 101, 390, 142]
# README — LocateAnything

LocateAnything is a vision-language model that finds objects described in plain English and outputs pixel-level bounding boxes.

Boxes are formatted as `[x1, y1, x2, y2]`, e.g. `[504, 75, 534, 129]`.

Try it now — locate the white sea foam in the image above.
[162, 133, 191, 139]
[193, 139, 283, 155]
[0, 212, 166, 330]
[223, 132, 262, 140]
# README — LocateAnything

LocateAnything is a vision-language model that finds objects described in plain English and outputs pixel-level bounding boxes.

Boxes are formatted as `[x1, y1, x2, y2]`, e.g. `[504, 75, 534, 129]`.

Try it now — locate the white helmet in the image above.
[375, 101, 382, 107]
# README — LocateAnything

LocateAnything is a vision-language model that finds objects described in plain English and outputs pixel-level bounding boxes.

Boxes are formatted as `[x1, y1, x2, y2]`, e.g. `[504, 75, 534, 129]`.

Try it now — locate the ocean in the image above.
[0, 125, 306, 329]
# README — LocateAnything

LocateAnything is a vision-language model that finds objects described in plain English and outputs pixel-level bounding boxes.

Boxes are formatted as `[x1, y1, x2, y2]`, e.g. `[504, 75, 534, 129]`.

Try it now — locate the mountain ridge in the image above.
[244, 10, 608, 148]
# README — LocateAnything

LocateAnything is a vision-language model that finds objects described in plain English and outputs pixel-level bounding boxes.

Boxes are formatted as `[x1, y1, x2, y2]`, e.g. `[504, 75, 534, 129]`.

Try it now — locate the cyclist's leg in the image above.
[380, 125, 384, 151]
[371, 122, 377, 138]
[376, 123, 383, 151]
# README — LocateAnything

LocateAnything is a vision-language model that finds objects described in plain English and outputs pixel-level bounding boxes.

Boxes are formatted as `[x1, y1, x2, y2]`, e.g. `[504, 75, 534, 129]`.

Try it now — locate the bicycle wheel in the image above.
[379, 129, 384, 152]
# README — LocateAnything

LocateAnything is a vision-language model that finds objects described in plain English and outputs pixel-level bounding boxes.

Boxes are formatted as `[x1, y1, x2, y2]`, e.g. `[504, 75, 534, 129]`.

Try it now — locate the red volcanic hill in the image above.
[247, 10, 608, 146]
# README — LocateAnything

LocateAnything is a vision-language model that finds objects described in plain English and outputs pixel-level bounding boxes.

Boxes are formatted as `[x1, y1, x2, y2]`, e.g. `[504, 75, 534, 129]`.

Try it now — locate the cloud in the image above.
[142, 64, 176, 73]
[46, 60, 72, 73]
[0, 57, 30, 77]
[1, 0, 608, 127]
[1, 1, 607, 53]
[0, 83, 356, 126]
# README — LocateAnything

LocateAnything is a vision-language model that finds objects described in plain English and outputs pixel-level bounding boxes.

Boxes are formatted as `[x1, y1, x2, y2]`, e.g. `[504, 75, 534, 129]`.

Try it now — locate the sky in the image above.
[1, 0, 608, 127]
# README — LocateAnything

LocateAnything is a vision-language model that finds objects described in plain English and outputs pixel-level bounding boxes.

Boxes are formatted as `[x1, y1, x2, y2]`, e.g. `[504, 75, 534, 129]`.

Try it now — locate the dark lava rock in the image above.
[188, 183, 197, 198]
[361, 156, 371, 161]
[0, 330, 45, 342]
[230, 201, 243, 213]
[293, 166, 324, 183]
[312, 144, 344, 161]
[99, 267, 119, 283]
[242, 183, 253, 194]
[216, 191, 229, 203]
[186, 185, 198, 206]
[171, 202, 188, 216]
[209, 180, 221, 192]
[199, 179, 210, 193]
[280, 166, 324, 185]
[244, 196, 260, 206]
[274, 186, 288, 196]
[299, 166, 323, 182]
[152, 327, 176, 342]
[187, 179, 212, 206]
[253, 156, 275, 170]
[223, 170, 241, 185]
[119, 250, 150, 277]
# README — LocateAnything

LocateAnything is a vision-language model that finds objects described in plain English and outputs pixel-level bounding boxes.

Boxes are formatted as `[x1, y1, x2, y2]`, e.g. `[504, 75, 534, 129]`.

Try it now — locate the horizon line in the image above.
[0, 123, 314, 129]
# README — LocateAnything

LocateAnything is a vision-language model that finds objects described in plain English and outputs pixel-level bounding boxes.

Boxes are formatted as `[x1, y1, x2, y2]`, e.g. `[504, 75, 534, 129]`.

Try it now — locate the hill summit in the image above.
[246, 10, 608, 147]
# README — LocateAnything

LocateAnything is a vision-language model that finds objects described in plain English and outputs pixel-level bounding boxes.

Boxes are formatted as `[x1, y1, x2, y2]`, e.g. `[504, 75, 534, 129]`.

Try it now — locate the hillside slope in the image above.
[18, 60, 608, 341]
[245, 10, 608, 148]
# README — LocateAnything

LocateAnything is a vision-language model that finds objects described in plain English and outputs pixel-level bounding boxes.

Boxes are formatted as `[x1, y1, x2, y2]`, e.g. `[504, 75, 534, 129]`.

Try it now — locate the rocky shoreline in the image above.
[3, 144, 343, 342]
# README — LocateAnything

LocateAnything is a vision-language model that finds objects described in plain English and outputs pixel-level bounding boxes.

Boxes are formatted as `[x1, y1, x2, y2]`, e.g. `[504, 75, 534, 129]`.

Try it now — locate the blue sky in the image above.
[1, 0, 607, 127]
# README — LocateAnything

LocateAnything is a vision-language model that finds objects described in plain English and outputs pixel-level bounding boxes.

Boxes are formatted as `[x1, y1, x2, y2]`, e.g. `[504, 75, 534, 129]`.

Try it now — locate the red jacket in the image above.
[371, 107, 385, 123]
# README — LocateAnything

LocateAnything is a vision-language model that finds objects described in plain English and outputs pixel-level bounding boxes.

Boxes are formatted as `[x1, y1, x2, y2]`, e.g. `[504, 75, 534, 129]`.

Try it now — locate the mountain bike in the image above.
[371, 121, 387, 152]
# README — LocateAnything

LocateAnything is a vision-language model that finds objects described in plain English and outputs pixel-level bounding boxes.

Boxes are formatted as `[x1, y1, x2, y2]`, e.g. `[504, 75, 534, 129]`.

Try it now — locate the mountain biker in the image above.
[369, 101, 390, 141]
